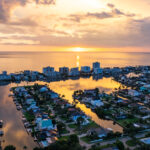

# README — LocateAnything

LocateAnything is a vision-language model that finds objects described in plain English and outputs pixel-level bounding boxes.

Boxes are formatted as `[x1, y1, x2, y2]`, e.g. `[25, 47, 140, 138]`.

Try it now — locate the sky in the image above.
[0, 0, 150, 52]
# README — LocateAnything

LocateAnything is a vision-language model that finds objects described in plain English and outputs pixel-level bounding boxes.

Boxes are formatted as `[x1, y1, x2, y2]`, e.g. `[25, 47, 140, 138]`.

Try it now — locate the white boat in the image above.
[0, 120, 3, 128]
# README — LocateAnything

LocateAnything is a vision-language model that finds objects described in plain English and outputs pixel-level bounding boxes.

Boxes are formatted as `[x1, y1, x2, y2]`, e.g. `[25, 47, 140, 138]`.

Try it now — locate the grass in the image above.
[80, 136, 91, 144]
[126, 139, 137, 147]
[117, 118, 139, 127]
[68, 123, 77, 129]
[61, 129, 70, 134]
[59, 135, 70, 141]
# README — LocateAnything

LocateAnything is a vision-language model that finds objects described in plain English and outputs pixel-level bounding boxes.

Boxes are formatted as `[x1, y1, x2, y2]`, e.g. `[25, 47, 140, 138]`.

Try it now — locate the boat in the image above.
[0, 120, 3, 128]
[0, 130, 4, 136]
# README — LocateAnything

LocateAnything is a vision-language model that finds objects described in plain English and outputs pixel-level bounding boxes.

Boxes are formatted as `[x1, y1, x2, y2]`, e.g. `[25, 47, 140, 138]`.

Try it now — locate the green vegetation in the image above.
[117, 118, 139, 127]
[4, 145, 16, 150]
[68, 123, 77, 129]
[126, 139, 137, 147]
[58, 135, 70, 141]
[24, 111, 35, 122]
[44, 134, 83, 150]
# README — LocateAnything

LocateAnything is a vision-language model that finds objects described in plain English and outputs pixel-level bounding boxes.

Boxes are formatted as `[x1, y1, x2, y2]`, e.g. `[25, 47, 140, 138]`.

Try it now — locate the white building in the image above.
[43, 67, 55, 76]
[43, 67, 60, 77]
[59, 67, 69, 75]
[0, 71, 11, 81]
[81, 66, 91, 73]
[93, 68, 103, 75]
[69, 67, 80, 76]
[93, 62, 100, 69]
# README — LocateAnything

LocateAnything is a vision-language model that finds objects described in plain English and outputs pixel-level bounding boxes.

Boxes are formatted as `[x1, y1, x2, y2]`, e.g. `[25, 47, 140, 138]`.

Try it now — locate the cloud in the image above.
[0, 0, 55, 22]
[107, 3, 115, 8]
[67, 4, 135, 22]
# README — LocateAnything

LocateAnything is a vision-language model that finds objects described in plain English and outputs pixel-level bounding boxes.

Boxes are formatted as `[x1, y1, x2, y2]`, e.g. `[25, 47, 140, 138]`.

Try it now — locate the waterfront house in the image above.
[91, 100, 104, 107]
[40, 87, 48, 93]
[49, 92, 59, 99]
[140, 137, 150, 145]
[37, 119, 54, 130]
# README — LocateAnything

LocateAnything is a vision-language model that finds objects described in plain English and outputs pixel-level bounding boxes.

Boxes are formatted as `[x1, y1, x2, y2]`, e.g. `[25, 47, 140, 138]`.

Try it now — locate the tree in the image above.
[77, 117, 84, 128]
[4, 145, 16, 150]
[57, 122, 65, 136]
[68, 134, 79, 145]
[115, 140, 125, 150]
[23, 146, 27, 150]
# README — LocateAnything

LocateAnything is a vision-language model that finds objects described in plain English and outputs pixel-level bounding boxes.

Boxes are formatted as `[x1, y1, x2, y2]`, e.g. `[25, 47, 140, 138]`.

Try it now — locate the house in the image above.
[49, 92, 59, 99]
[69, 67, 80, 76]
[40, 87, 48, 93]
[140, 137, 150, 145]
[37, 119, 54, 130]
[88, 128, 109, 138]
[91, 100, 104, 107]
[128, 89, 140, 97]
[72, 114, 89, 125]
[81, 66, 91, 74]
[26, 98, 36, 105]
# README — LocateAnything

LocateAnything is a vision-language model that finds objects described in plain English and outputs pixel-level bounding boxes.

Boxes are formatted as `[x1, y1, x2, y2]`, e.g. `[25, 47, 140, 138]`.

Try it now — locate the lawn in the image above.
[117, 118, 139, 127]
[59, 135, 70, 141]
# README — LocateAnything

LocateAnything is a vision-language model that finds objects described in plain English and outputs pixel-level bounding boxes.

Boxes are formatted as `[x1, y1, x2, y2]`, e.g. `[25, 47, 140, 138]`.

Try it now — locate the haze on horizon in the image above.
[0, 0, 150, 52]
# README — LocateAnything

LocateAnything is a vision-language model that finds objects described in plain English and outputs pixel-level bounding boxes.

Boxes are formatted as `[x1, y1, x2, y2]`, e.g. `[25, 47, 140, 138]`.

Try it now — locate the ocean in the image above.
[0, 51, 150, 73]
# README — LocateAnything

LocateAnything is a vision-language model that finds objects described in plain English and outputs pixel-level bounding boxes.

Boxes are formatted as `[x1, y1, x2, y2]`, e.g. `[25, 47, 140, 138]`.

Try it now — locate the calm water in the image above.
[0, 51, 150, 149]
[0, 51, 150, 73]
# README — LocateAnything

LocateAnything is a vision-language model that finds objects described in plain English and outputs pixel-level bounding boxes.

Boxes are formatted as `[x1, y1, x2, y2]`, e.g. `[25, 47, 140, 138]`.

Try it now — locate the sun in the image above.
[73, 47, 84, 52]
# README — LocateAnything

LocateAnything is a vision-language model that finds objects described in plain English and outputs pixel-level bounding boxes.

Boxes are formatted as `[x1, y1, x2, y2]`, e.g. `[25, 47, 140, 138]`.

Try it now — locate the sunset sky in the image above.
[0, 0, 150, 52]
